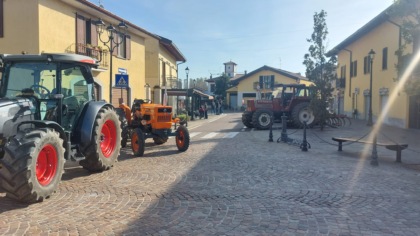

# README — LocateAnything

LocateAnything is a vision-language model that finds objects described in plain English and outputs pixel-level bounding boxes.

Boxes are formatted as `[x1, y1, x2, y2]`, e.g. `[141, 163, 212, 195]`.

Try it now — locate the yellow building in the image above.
[329, 4, 420, 129]
[227, 65, 311, 109]
[0, 0, 185, 107]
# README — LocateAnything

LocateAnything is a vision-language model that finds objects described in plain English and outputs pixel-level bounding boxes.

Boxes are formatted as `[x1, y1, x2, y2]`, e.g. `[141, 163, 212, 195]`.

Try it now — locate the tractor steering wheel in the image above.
[30, 85, 51, 98]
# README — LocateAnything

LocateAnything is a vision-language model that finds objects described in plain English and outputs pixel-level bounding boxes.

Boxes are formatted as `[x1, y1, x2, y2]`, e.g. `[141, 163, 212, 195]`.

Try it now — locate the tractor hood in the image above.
[0, 98, 36, 138]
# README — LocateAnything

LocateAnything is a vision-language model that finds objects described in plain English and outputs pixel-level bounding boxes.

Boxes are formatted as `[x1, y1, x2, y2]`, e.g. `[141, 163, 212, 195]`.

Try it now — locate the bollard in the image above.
[370, 134, 379, 166]
[281, 113, 288, 142]
[268, 115, 273, 142]
[301, 121, 308, 151]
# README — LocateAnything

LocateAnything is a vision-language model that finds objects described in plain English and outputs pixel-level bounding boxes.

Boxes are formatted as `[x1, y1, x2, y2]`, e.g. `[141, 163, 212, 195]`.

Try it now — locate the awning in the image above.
[166, 89, 213, 99]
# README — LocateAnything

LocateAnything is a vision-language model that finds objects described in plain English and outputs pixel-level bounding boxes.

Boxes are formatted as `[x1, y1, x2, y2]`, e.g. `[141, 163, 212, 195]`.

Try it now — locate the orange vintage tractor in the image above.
[117, 99, 190, 156]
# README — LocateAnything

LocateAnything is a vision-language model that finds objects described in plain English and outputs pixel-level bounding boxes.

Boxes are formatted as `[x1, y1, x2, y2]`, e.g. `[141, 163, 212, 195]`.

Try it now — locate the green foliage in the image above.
[214, 74, 230, 99]
[302, 10, 337, 129]
[389, 0, 420, 95]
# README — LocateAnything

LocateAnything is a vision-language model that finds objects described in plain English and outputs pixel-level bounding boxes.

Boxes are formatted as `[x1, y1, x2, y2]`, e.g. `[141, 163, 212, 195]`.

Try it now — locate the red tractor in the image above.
[0, 53, 121, 203]
[242, 84, 316, 129]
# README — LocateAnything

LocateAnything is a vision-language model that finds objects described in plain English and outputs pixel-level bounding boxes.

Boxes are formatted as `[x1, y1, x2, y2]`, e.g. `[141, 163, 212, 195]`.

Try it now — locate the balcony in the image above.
[74, 43, 109, 68]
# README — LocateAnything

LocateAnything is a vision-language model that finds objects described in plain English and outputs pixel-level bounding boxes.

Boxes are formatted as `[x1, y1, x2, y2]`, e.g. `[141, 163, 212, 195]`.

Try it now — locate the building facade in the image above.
[0, 0, 185, 107]
[329, 4, 419, 129]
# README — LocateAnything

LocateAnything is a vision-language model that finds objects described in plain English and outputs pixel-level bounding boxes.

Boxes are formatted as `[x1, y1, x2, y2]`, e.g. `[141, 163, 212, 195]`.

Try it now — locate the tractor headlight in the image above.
[141, 120, 147, 126]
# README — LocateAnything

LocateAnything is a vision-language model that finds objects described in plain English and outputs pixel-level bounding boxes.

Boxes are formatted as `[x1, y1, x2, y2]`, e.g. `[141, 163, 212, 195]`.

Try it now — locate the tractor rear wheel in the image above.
[0, 128, 65, 203]
[242, 111, 254, 128]
[176, 125, 190, 152]
[291, 102, 315, 128]
[81, 107, 121, 172]
[251, 109, 273, 130]
[153, 137, 168, 145]
[131, 128, 145, 157]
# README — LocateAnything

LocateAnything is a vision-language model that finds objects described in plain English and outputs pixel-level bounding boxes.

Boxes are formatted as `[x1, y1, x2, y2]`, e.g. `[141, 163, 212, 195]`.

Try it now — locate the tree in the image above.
[214, 73, 230, 99]
[303, 10, 337, 129]
[389, 0, 420, 95]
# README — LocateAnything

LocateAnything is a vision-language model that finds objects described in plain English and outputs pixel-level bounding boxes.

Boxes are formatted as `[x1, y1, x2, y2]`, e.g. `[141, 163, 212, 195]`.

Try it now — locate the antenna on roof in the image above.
[98, 0, 104, 8]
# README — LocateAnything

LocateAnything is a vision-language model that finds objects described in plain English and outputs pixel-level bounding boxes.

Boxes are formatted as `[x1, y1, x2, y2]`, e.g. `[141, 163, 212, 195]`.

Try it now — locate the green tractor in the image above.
[0, 53, 121, 203]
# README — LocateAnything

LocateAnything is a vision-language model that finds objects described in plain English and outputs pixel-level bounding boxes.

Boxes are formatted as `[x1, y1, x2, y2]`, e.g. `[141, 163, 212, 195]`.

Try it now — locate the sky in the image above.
[91, 0, 394, 80]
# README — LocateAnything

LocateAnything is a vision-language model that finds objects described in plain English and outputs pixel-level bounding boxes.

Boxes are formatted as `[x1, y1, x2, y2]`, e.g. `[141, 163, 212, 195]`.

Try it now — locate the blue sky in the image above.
[92, 0, 394, 80]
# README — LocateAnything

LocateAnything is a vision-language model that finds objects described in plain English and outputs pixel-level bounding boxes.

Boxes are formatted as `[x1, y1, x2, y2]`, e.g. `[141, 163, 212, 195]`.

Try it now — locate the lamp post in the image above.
[367, 49, 375, 126]
[191, 79, 196, 121]
[94, 19, 128, 104]
[185, 67, 189, 89]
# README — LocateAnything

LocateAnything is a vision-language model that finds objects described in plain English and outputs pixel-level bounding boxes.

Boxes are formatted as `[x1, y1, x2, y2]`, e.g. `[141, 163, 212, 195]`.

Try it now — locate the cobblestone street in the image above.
[1, 113, 420, 235]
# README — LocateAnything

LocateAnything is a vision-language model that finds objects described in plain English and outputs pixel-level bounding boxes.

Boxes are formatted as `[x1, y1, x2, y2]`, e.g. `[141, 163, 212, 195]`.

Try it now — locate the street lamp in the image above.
[367, 49, 375, 126]
[94, 18, 128, 104]
[185, 67, 189, 89]
[191, 79, 196, 121]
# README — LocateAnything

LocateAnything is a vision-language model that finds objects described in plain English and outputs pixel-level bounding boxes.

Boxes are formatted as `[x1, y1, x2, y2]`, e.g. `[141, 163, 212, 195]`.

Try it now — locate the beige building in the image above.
[0, 0, 185, 107]
[227, 65, 311, 110]
[329, 4, 420, 129]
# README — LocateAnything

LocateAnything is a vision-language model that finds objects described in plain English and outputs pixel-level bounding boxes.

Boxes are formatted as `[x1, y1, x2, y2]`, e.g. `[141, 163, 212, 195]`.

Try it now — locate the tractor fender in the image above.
[76, 101, 114, 152]
[18, 120, 67, 144]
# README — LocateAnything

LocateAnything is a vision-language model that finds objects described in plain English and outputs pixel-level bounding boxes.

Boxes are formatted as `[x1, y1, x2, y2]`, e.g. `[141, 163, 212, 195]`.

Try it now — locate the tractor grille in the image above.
[157, 114, 172, 122]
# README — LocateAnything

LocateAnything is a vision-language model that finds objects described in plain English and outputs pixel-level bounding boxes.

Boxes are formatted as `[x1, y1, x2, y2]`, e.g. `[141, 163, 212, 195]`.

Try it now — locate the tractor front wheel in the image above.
[242, 111, 254, 128]
[131, 128, 145, 157]
[81, 107, 121, 172]
[0, 128, 65, 203]
[175, 125, 190, 152]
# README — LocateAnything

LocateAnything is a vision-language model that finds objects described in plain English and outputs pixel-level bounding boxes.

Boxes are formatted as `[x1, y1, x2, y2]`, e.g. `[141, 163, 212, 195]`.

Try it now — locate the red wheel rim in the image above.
[36, 144, 58, 186]
[100, 120, 117, 158]
[176, 130, 185, 146]
[131, 132, 139, 153]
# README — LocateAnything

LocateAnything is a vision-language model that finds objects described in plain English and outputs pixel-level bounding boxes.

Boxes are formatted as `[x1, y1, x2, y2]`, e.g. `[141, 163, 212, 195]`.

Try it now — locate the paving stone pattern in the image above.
[1, 113, 420, 235]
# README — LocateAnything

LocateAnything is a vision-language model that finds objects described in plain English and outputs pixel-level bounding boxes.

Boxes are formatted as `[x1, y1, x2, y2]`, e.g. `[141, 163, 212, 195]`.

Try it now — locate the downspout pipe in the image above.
[343, 48, 352, 97]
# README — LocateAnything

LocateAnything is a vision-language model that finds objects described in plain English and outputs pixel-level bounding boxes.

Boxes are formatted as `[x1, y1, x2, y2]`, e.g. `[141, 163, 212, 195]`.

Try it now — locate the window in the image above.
[0, 0, 3, 37]
[76, 14, 98, 54]
[259, 75, 274, 90]
[114, 34, 131, 59]
[340, 65, 346, 79]
[382, 47, 388, 70]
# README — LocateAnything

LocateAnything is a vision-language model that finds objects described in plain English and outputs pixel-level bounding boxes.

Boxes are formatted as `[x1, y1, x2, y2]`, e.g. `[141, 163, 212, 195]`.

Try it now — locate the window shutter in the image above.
[350, 62, 353, 77]
[125, 35, 131, 59]
[259, 76, 263, 89]
[270, 75, 274, 90]
[354, 61, 357, 77]
[90, 20, 98, 47]
[363, 57, 367, 74]
[0, 0, 4, 37]
[112, 39, 118, 56]
[76, 14, 86, 53]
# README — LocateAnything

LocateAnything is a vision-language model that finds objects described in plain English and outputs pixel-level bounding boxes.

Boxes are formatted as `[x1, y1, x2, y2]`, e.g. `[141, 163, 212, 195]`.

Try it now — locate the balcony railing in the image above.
[76, 43, 109, 68]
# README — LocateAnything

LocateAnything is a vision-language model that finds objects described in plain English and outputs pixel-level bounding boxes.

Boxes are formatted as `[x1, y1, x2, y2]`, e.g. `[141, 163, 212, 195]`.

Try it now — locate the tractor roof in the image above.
[0, 53, 98, 67]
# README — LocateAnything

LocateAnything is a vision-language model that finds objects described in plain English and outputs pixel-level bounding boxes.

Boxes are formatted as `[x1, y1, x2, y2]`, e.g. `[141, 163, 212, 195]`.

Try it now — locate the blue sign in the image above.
[115, 74, 129, 88]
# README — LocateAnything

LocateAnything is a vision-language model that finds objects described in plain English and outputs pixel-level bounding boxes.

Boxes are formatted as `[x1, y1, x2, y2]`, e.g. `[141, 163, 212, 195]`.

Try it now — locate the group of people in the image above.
[196, 99, 224, 119]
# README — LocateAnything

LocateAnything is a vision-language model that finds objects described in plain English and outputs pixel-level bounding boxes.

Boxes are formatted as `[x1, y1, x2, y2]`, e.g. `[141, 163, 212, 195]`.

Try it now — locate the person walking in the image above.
[204, 103, 208, 119]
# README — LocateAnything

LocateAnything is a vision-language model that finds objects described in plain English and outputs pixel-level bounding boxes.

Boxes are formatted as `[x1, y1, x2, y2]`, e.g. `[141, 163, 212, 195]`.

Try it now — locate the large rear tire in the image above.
[242, 111, 254, 128]
[0, 128, 65, 203]
[81, 107, 121, 172]
[131, 128, 145, 157]
[176, 125, 190, 152]
[291, 102, 315, 128]
[251, 109, 273, 130]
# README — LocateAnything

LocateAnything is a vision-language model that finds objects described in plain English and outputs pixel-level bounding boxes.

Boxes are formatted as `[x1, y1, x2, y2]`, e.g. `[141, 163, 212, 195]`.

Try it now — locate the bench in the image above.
[332, 137, 408, 163]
